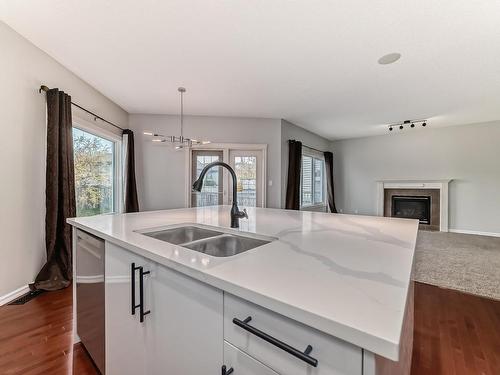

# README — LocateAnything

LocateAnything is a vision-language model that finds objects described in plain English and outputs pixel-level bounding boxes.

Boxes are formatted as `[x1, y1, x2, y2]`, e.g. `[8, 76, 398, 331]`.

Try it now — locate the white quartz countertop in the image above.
[68, 206, 418, 361]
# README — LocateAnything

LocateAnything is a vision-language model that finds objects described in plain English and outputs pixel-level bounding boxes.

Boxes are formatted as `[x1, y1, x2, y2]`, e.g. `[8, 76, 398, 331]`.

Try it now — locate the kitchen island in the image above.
[68, 206, 418, 375]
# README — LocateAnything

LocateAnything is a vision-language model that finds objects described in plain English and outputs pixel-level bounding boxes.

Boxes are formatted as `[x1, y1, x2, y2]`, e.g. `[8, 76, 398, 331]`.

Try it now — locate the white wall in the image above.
[281, 120, 332, 208]
[332, 121, 500, 235]
[0, 22, 128, 298]
[129, 114, 282, 210]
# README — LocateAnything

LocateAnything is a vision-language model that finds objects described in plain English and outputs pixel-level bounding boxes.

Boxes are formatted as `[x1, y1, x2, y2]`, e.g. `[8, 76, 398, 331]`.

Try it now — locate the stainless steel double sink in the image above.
[138, 224, 274, 257]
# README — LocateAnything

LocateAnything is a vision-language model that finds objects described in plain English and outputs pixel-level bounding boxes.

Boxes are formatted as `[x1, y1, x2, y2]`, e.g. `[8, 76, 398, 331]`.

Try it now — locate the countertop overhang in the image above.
[68, 206, 419, 361]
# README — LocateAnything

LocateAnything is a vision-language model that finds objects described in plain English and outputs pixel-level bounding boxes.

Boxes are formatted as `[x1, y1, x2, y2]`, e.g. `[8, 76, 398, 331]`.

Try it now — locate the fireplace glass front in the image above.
[391, 195, 431, 224]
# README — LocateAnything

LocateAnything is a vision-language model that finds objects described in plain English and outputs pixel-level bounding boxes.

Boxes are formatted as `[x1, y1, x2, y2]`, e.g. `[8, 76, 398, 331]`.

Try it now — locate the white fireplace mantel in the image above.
[376, 179, 452, 232]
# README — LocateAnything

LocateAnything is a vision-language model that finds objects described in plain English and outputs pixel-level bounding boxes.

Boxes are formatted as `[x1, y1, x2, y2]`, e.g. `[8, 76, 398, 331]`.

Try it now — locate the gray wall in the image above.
[281, 120, 332, 208]
[0, 21, 128, 298]
[129, 114, 282, 210]
[332, 121, 500, 234]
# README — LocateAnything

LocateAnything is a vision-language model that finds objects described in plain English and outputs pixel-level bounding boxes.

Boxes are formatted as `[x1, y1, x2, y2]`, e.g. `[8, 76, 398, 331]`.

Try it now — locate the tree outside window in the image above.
[73, 128, 115, 217]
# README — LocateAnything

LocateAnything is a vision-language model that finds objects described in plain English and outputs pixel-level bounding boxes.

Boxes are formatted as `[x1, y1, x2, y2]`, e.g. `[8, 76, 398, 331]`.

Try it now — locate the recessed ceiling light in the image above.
[378, 53, 401, 65]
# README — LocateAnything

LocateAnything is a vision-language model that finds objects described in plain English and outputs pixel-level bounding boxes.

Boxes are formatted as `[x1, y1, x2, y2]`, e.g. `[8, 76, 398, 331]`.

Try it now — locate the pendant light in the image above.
[144, 87, 210, 149]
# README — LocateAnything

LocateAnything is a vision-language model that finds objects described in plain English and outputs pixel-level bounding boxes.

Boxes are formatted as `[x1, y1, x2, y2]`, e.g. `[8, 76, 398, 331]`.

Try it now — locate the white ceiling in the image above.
[2, 0, 500, 139]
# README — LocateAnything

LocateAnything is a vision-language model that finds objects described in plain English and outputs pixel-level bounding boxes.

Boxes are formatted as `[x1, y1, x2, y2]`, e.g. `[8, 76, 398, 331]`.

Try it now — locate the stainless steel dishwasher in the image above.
[76, 229, 105, 374]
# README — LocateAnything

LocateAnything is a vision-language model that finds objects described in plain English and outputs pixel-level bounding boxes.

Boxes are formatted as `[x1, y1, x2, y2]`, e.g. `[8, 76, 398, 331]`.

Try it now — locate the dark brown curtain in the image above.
[285, 140, 302, 210]
[123, 129, 139, 213]
[32, 89, 76, 291]
[324, 151, 338, 213]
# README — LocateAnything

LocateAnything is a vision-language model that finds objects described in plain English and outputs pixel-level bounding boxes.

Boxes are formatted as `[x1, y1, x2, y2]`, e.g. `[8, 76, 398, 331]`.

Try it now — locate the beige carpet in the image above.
[414, 231, 500, 300]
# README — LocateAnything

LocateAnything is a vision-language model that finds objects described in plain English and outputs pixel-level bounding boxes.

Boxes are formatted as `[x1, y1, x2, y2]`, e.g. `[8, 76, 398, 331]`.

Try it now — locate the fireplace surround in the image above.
[377, 180, 451, 232]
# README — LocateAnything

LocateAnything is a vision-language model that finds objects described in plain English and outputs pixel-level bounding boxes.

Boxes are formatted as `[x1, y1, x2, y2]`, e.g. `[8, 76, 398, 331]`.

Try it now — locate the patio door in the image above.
[188, 145, 266, 208]
[229, 150, 264, 208]
[191, 150, 223, 207]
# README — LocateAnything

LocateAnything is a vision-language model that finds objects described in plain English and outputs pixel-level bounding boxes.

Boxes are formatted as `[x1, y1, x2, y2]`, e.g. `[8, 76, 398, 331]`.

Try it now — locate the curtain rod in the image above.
[39, 85, 125, 132]
[289, 139, 326, 154]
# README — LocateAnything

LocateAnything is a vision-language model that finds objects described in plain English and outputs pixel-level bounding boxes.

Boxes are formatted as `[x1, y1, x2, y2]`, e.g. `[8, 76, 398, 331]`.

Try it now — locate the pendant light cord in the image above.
[179, 87, 184, 139]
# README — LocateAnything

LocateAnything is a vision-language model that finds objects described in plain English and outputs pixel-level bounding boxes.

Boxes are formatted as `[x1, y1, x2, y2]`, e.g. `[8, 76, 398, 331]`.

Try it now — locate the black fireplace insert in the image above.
[391, 195, 431, 224]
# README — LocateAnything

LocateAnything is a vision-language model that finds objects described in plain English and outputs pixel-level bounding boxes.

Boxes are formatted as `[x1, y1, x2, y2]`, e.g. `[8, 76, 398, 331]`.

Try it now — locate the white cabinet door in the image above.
[146, 262, 224, 375]
[224, 341, 279, 375]
[105, 242, 152, 375]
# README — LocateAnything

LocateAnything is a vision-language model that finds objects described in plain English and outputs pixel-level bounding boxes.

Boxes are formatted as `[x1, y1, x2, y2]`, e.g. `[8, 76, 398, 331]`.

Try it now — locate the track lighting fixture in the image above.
[387, 119, 428, 132]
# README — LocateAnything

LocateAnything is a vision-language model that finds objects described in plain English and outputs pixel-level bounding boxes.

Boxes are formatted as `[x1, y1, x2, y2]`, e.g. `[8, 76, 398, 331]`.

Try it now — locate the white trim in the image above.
[376, 179, 452, 232]
[449, 229, 500, 238]
[192, 142, 267, 151]
[0, 285, 31, 306]
[73, 114, 123, 142]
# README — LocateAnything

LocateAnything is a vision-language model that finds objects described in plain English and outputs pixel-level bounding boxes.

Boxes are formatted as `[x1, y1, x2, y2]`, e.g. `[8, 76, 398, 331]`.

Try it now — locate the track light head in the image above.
[399, 125, 404, 130]
[389, 126, 393, 131]
[422, 122, 427, 127]
[410, 123, 415, 128]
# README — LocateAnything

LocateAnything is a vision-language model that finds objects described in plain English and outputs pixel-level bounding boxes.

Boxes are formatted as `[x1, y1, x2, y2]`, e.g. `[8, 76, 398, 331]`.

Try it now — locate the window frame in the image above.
[300, 149, 327, 211]
[72, 115, 123, 215]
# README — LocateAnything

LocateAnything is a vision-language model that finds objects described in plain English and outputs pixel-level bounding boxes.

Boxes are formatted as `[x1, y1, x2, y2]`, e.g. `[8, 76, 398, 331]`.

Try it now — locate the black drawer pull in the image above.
[131, 263, 140, 315]
[232, 316, 318, 367]
[221, 365, 234, 375]
[139, 267, 151, 322]
[131, 263, 151, 322]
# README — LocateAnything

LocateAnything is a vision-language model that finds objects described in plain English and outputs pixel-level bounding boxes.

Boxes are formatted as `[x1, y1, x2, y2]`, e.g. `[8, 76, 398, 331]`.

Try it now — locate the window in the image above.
[234, 156, 257, 207]
[191, 150, 223, 207]
[301, 153, 325, 208]
[230, 150, 262, 207]
[73, 127, 118, 216]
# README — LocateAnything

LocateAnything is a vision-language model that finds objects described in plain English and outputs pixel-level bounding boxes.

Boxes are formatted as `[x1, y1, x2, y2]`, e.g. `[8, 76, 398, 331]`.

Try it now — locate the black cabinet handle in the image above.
[131, 263, 151, 322]
[131, 263, 140, 315]
[232, 316, 318, 367]
[221, 365, 234, 375]
[139, 267, 151, 322]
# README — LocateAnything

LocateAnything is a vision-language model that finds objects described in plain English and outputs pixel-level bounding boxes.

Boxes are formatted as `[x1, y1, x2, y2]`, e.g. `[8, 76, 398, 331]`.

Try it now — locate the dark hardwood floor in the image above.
[411, 283, 500, 375]
[0, 282, 498, 374]
[0, 287, 98, 375]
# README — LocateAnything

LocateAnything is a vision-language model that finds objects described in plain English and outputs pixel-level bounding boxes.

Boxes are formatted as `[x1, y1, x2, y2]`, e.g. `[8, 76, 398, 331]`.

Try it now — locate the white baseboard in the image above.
[449, 229, 500, 238]
[0, 285, 30, 306]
